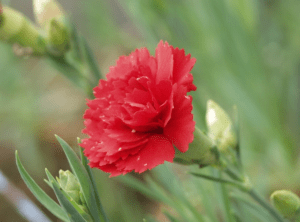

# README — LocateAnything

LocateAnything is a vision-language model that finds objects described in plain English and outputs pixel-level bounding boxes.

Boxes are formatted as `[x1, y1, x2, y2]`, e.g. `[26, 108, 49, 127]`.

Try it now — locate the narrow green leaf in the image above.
[81, 38, 102, 80]
[218, 172, 236, 222]
[190, 172, 246, 191]
[45, 169, 93, 222]
[231, 193, 273, 222]
[163, 211, 181, 222]
[52, 181, 87, 222]
[69, 23, 84, 63]
[144, 175, 202, 222]
[78, 138, 109, 222]
[15, 151, 69, 222]
[47, 55, 93, 97]
[116, 175, 167, 203]
[44, 179, 52, 188]
[55, 135, 102, 222]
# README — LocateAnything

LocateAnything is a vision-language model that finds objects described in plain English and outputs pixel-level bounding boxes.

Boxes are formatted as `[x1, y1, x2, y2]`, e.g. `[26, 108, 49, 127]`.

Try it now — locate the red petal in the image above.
[106, 48, 156, 81]
[172, 47, 197, 92]
[163, 85, 195, 152]
[115, 135, 175, 173]
[155, 41, 173, 83]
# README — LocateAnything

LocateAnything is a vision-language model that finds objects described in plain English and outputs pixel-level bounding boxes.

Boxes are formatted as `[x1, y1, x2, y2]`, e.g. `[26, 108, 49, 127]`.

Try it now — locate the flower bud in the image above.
[33, 0, 65, 28]
[0, 6, 46, 54]
[174, 126, 217, 166]
[206, 100, 237, 152]
[270, 190, 300, 219]
[56, 170, 92, 221]
[0, 3, 3, 24]
[57, 170, 81, 204]
[47, 18, 70, 54]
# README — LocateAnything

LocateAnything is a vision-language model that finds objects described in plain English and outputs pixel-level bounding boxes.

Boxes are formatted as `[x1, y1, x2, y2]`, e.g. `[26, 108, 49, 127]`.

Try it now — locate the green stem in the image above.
[247, 189, 286, 222]
[224, 167, 244, 182]
[190, 172, 247, 191]
[218, 171, 236, 222]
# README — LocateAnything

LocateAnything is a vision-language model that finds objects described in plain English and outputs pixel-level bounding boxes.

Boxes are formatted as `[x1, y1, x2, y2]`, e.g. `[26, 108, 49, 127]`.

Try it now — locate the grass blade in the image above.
[78, 139, 109, 222]
[15, 151, 69, 222]
[55, 135, 103, 222]
[52, 181, 87, 222]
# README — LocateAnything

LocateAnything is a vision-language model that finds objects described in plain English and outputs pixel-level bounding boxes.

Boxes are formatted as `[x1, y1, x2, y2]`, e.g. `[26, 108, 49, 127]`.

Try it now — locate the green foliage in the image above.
[3, 0, 300, 221]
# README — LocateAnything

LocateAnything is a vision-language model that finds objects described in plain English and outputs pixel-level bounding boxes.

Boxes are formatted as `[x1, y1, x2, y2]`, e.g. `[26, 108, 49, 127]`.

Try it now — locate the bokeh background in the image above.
[0, 0, 299, 221]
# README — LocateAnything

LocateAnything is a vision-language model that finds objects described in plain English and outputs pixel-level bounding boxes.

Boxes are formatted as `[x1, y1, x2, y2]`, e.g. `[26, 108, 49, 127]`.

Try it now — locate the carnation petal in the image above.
[107, 48, 156, 81]
[163, 85, 195, 152]
[172, 47, 197, 92]
[116, 135, 175, 173]
[155, 41, 173, 83]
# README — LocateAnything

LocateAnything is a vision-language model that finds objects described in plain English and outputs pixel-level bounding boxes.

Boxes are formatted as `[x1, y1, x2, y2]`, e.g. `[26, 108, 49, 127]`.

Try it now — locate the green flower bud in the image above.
[0, 6, 46, 55]
[57, 170, 81, 204]
[47, 18, 70, 55]
[206, 100, 237, 152]
[56, 170, 92, 221]
[270, 190, 300, 219]
[174, 126, 217, 166]
[33, 0, 65, 28]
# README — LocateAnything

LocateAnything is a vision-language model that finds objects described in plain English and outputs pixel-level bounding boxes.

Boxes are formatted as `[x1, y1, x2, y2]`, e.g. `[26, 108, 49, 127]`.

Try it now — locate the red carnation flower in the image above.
[81, 41, 196, 177]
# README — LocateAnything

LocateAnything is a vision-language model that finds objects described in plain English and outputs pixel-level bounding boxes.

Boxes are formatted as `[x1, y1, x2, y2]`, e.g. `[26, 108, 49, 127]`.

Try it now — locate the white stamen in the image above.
[136, 77, 141, 81]
[144, 163, 147, 166]
[118, 147, 122, 151]
[185, 95, 190, 100]
[131, 129, 136, 133]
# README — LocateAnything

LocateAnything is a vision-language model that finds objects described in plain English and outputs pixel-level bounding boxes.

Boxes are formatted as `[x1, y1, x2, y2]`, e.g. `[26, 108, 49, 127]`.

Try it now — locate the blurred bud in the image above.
[206, 100, 237, 152]
[174, 127, 217, 166]
[47, 18, 70, 55]
[271, 190, 300, 219]
[33, 0, 65, 28]
[0, 6, 46, 55]
[12, 43, 34, 57]
[0, 3, 3, 24]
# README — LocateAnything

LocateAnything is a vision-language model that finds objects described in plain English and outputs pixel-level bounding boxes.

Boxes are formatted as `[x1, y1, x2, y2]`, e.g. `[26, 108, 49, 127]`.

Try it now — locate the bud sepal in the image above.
[174, 126, 218, 166]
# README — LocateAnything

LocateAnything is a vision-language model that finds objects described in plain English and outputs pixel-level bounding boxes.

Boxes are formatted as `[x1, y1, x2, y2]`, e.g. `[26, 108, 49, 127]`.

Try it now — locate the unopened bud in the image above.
[206, 100, 237, 152]
[271, 190, 300, 219]
[47, 18, 70, 54]
[57, 170, 81, 203]
[33, 0, 65, 28]
[0, 6, 46, 55]
[56, 170, 92, 221]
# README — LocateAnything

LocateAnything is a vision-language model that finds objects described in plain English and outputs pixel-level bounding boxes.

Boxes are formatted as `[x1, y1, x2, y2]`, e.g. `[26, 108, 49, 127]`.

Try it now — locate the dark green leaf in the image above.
[81, 38, 102, 81]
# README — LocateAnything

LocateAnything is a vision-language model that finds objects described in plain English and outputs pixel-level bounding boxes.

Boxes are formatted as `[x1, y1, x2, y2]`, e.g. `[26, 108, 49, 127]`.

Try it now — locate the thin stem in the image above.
[216, 171, 236, 222]
[190, 171, 245, 188]
[247, 189, 286, 222]
[224, 167, 244, 182]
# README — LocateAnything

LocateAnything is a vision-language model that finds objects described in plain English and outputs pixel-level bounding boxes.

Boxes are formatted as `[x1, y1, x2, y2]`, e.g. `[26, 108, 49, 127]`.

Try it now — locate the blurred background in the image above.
[0, 0, 299, 221]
